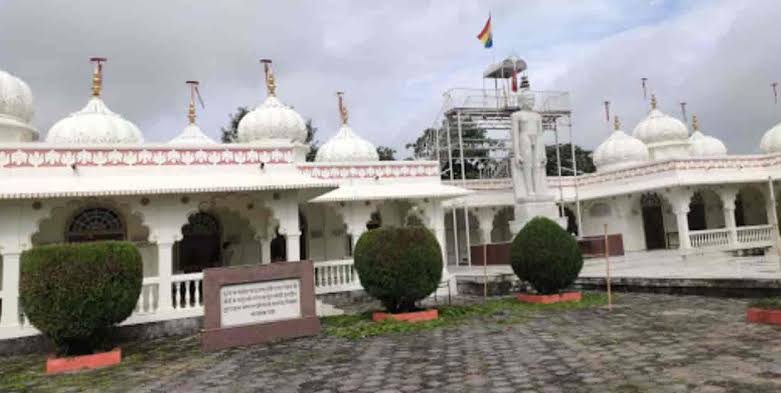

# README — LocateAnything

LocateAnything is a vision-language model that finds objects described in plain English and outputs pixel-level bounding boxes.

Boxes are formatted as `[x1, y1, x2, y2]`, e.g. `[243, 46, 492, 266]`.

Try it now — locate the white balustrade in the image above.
[689, 228, 730, 249]
[171, 273, 204, 311]
[134, 277, 160, 315]
[736, 225, 773, 246]
[314, 259, 363, 294]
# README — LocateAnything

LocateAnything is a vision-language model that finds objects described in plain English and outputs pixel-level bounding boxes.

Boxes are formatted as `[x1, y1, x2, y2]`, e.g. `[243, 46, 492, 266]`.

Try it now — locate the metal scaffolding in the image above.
[423, 58, 578, 266]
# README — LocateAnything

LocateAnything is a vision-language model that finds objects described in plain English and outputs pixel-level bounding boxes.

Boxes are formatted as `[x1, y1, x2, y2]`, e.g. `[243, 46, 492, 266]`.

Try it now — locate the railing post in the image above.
[0, 251, 21, 328]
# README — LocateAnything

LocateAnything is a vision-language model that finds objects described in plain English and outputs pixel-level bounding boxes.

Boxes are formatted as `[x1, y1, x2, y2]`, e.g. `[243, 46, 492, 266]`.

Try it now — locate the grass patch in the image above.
[321, 292, 609, 339]
[749, 297, 781, 310]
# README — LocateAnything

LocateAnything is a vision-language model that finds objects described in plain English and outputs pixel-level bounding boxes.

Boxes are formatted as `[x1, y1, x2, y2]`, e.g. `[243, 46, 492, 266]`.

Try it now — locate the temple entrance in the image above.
[641, 194, 666, 250]
[177, 212, 222, 273]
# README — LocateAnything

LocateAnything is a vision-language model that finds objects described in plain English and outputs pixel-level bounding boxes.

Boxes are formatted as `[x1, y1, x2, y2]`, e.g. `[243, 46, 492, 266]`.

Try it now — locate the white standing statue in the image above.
[509, 77, 564, 234]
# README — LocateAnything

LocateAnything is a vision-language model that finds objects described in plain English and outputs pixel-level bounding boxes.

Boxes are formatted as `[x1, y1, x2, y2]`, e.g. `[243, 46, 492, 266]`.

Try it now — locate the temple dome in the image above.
[594, 117, 649, 172]
[169, 124, 217, 146]
[237, 95, 307, 143]
[688, 116, 726, 157]
[0, 69, 34, 122]
[0, 69, 38, 142]
[760, 121, 781, 153]
[46, 97, 144, 144]
[316, 124, 379, 162]
[632, 108, 688, 145]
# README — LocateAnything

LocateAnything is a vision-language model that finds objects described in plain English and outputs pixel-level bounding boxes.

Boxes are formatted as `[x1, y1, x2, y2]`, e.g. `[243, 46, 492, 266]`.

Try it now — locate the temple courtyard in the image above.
[1, 292, 779, 393]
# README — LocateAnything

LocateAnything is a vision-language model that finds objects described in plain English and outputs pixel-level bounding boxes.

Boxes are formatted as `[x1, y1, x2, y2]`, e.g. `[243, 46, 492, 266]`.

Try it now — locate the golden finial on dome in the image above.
[89, 57, 107, 97]
[650, 94, 657, 110]
[337, 91, 349, 125]
[691, 114, 699, 131]
[613, 115, 621, 131]
[186, 80, 199, 125]
[260, 59, 276, 96]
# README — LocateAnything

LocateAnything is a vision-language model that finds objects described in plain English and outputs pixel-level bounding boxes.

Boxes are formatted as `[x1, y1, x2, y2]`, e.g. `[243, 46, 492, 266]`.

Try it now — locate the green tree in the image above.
[376, 146, 396, 161]
[545, 143, 595, 176]
[220, 107, 320, 162]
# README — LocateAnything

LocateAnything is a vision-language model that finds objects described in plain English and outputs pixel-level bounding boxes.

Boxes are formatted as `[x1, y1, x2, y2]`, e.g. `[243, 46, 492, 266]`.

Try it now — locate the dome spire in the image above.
[613, 115, 621, 131]
[337, 91, 349, 125]
[90, 57, 107, 97]
[186, 80, 200, 125]
[260, 59, 276, 97]
[691, 114, 699, 131]
[650, 94, 657, 110]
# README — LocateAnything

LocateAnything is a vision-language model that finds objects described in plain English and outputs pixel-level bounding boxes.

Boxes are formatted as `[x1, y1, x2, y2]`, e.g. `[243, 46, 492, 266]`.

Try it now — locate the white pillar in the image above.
[0, 252, 21, 327]
[260, 238, 271, 264]
[285, 232, 301, 262]
[157, 241, 175, 312]
[675, 209, 691, 250]
[720, 189, 739, 247]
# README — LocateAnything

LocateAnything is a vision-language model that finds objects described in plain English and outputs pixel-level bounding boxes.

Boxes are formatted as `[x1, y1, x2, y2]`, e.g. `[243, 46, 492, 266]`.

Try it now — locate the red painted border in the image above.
[372, 309, 439, 323]
[46, 348, 121, 374]
[746, 307, 781, 325]
[517, 292, 582, 304]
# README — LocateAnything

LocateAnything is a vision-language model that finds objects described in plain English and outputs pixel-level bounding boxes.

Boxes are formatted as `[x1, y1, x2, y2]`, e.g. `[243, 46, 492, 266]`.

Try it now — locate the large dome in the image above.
[688, 115, 726, 157]
[237, 95, 307, 143]
[593, 117, 649, 172]
[46, 97, 144, 144]
[316, 124, 379, 162]
[632, 97, 689, 145]
[237, 60, 307, 144]
[760, 120, 781, 154]
[46, 59, 143, 145]
[0, 69, 34, 122]
[0, 68, 38, 142]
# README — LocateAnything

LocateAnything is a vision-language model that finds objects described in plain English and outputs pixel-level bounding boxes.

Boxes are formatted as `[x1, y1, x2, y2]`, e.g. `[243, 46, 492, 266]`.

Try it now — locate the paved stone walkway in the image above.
[3, 293, 781, 392]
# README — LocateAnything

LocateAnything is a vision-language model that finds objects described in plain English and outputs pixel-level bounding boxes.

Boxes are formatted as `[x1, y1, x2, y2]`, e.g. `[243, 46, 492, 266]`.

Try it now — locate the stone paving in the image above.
[2, 293, 781, 392]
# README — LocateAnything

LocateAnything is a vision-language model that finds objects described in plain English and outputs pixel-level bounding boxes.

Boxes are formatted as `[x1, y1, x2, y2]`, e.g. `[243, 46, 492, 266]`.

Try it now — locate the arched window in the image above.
[178, 212, 222, 273]
[66, 207, 125, 243]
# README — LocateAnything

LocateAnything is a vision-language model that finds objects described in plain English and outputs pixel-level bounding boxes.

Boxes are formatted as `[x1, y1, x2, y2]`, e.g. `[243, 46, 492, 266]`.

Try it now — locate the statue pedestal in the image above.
[509, 196, 566, 234]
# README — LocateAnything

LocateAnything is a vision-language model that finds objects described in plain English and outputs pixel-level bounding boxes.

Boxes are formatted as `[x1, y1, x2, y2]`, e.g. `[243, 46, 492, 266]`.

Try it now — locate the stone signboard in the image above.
[201, 261, 320, 351]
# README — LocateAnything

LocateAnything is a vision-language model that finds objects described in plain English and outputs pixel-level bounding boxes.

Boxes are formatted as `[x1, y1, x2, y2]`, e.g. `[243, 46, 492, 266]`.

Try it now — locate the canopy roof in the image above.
[309, 183, 470, 203]
[0, 172, 336, 199]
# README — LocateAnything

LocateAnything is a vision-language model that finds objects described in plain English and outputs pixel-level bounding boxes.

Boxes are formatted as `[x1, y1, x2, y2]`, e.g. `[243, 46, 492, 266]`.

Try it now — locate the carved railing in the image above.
[736, 225, 774, 246]
[171, 273, 204, 311]
[689, 228, 730, 249]
[314, 259, 362, 294]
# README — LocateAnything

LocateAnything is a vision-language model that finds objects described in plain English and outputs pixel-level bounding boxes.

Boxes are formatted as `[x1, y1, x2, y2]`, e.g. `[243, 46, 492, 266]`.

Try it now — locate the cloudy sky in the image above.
[1, 0, 780, 156]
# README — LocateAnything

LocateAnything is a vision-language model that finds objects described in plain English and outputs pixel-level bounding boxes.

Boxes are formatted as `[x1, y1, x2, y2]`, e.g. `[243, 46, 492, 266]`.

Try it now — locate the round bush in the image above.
[20, 241, 143, 355]
[510, 217, 583, 295]
[354, 227, 442, 313]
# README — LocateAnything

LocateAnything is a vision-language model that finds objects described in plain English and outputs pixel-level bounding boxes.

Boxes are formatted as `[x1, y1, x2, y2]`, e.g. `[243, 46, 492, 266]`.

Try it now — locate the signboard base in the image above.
[201, 261, 320, 351]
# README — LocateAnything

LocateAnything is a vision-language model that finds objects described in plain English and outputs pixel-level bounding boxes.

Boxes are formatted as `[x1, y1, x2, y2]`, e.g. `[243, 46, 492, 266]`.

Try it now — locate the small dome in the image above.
[632, 96, 689, 145]
[594, 117, 649, 171]
[761, 121, 781, 153]
[316, 124, 379, 162]
[0, 69, 34, 122]
[169, 124, 217, 146]
[237, 95, 307, 143]
[688, 116, 726, 156]
[46, 97, 144, 144]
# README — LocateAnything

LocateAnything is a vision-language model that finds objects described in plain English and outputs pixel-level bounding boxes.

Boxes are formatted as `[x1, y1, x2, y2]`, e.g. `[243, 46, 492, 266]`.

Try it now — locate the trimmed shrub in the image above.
[20, 241, 143, 355]
[510, 216, 583, 295]
[354, 227, 442, 313]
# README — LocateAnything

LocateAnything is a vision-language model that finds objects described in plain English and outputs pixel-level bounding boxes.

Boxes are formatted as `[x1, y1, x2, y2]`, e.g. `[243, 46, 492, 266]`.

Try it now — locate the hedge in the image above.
[354, 227, 442, 313]
[19, 241, 143, 355]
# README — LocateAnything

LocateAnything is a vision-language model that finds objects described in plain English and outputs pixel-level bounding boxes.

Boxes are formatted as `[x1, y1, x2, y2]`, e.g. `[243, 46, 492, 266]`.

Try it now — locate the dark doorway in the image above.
[178, 212, 221, 273]
[735, 193, 746, 227]
[270, 229, 286, 262]
[299, 212, 307, 261]
[641, 194, 666, 250]
[687, 192, 706, 231]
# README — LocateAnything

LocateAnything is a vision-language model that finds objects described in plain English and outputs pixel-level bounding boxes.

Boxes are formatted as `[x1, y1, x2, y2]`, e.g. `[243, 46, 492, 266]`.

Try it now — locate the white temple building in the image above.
[2, 56, 781, 343]
[0, 59, 467, 341]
